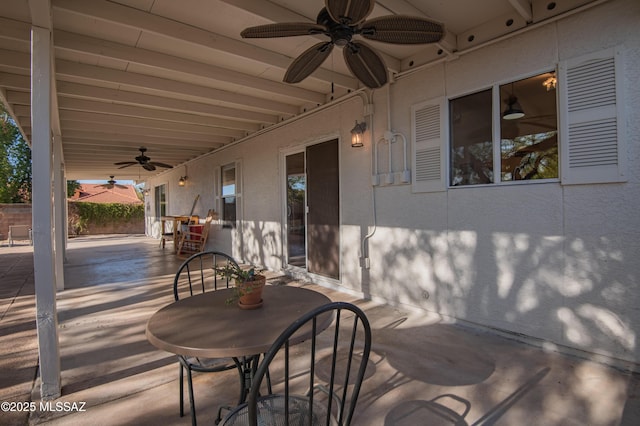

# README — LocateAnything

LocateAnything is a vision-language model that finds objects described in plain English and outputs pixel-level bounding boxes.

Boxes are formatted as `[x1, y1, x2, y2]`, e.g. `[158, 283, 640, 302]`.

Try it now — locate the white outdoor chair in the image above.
[8, 225, 32, 246]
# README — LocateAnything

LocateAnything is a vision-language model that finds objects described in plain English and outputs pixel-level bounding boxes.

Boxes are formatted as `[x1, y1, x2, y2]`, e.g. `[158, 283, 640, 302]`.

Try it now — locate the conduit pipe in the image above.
[376, 79, 410, 185]
[393, 0, 611, 82]
[361, 89, 377, 269]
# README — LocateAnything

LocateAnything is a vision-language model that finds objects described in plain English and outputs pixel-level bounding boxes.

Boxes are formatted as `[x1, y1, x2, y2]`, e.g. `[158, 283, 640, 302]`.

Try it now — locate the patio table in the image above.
[160, 215, 190, 252]
[145, 285, 332, 404]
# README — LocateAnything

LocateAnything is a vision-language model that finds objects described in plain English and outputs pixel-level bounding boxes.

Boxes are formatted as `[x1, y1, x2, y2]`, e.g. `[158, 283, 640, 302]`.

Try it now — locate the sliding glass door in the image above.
[285, 140, 340, 279]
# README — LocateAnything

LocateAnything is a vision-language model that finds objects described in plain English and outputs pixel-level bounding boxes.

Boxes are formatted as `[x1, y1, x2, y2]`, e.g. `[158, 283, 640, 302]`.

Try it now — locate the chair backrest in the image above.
[247, 301, 372, 426]
[9, 225, 31, 239]
[176, 210, 218, 257]
[198, 209, 216, 242]
[205, 209, 217, 222]
[173, 251, 239, 301]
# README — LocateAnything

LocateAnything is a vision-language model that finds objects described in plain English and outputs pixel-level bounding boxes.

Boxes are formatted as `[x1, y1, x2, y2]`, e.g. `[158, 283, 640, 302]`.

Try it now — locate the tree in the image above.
[0, 105, 32, 203]
[67, 180, 81, 198]
[1, 105, 82, 202]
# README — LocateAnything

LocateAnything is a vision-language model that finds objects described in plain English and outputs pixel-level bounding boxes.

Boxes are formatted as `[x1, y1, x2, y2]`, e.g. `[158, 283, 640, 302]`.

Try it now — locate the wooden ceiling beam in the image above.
[55, 59, 299, 116]
[53, 30, 326, 105]
[52, 0, 358, 89]
[57, 97, 259, 132]
[56, 81, 279, 124]
[59, 110, 247, 139]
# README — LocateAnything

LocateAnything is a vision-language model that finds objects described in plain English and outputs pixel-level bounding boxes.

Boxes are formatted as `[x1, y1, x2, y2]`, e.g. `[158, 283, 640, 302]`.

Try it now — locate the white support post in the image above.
[31, 24, 61, 400]
[53, 137, 65, 290]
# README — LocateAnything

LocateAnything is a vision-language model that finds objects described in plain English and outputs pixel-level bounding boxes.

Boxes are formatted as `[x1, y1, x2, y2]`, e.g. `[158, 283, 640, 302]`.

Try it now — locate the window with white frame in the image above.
[221, 163, 237, 225]
[154, 184, 166, 217]
[449, 72, 559, 186]
[411, 48, 624, 193]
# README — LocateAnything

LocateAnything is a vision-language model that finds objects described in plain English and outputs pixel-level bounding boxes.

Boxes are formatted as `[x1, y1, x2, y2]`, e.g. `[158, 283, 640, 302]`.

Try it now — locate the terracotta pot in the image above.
[237, 275, 266, 309]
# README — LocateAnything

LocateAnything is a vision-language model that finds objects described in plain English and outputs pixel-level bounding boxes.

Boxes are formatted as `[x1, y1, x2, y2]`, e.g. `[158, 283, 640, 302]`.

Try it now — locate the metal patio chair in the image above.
[173, 250, 239, 426]
[220, 301, 372, 426]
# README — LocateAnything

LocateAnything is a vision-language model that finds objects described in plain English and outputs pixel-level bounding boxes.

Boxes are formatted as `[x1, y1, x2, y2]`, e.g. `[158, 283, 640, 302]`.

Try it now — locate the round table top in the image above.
[146, 286, 332, 358]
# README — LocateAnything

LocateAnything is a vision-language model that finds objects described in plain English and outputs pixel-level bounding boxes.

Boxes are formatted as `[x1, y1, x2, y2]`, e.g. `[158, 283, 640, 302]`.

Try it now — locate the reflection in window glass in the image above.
[500, 74, 558, 181]
[500, 132, 558, 180]
[286, 152, 306, 268]
[450, 89, 493, 186]
[222, 166, 235, 197]
[449, 72, 558, 187]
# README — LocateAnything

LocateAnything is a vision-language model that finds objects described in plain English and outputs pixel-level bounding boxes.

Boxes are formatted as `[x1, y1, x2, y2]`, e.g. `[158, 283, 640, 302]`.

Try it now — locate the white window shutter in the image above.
[411, 99, 446, 193]
[559, 47, 625, 184]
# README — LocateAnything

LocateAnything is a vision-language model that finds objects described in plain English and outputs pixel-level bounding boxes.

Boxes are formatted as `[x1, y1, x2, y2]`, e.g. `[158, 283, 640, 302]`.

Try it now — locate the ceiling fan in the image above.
[114, 147, 172, 172]
[240, 0, 444, 89]
[98, 176, 128, 189]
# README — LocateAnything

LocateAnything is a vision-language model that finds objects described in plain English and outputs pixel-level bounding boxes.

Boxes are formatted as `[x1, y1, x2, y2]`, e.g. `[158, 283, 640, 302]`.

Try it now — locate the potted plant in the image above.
[216, 263, 266, 309]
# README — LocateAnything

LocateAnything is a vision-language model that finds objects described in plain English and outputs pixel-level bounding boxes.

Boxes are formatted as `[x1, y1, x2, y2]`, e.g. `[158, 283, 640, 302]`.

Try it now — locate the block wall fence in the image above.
[0, 204, 144, 241]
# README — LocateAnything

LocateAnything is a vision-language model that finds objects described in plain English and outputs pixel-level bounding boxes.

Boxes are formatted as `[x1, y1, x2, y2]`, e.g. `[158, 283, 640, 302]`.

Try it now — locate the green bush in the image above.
[68, 202, 144, 235]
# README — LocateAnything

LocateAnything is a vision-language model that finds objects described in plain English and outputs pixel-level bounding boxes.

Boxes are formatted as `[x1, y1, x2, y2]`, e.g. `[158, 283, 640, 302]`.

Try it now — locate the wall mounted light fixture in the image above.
[178, 165, 188, 186]
[351, 120, 367, 148]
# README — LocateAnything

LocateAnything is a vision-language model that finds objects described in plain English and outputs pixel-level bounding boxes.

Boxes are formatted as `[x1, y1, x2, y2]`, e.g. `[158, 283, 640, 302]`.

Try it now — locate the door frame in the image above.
[280, 136, 342, 285]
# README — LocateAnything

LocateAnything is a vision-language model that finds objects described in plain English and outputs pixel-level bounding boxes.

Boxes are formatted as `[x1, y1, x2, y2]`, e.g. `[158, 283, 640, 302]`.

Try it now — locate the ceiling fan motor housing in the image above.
[318, 8, 352, 46]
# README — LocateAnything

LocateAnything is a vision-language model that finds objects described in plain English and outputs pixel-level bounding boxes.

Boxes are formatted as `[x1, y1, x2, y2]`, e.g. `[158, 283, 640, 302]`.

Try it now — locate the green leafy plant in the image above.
[215, 263, 265, 305]
[72, 202, 144, 225]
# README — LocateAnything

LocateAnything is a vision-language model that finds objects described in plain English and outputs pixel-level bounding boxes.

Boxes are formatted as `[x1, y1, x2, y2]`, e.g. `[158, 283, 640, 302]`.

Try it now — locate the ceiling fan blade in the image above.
[343, 41, 387, 89]
[241, 22, 326, 38]
[114, 161, 136, 166]
[284, 42, 334, 84]
[325, 0, 374, 25]
[360, 15, 445, 44]
[149, 162, 173, 169]
[142, 163, 156, 171]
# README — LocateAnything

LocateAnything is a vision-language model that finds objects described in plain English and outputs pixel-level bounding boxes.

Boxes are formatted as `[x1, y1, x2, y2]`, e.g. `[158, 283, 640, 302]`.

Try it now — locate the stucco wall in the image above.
[145, 0, 640, 367]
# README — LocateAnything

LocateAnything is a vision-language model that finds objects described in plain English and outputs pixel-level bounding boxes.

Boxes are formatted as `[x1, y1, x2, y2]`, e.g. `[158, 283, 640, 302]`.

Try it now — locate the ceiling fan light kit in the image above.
[503, 95, 525, 120]
[241, 0, 444, 89]
[503, 82, 525, 120]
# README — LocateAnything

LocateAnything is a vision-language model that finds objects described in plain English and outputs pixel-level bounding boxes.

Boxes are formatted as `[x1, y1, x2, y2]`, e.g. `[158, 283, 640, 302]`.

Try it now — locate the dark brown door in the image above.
[306, 140, 340, 279]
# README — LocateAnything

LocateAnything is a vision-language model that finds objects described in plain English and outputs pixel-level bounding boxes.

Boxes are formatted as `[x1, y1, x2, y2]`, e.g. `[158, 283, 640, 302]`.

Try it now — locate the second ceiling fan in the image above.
[114, 147, 172, 172]
[241, 0, 445, 89]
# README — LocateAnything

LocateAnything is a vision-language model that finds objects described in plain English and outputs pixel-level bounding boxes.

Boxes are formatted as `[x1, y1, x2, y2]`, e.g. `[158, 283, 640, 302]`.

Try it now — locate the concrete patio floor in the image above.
[1, 235, 639, 425]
